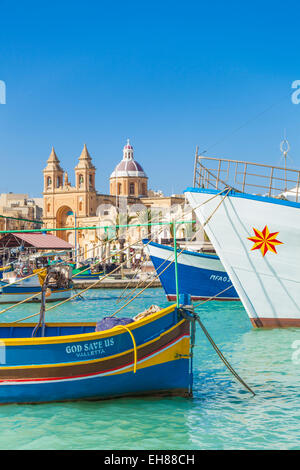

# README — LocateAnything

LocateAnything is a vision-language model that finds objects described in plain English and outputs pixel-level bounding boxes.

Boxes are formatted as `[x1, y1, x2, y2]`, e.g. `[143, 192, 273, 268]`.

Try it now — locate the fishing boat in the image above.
[143, 239, 239, 301]
[72, 262, 118, 280]
[0, 263, 73, 304]
[0, 265, 12, 280]
[0, 274, 192, 403]
[72, 266, 104, 280]
[185, 153, 300, 327]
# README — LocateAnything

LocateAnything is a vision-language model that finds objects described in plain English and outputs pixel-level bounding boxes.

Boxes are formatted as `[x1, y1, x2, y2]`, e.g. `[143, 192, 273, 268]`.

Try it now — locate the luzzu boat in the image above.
[143, 239, 239, 301]
[185, 154, 300, 328]
[0, 265, 73, 304]
[73, 267, 104, 280]
[0, 303, 192, 404]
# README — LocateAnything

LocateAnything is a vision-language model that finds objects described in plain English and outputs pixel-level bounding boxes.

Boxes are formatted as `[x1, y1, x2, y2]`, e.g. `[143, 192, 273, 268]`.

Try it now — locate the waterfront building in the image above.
[42, 140, 191, 261]
[0, 193, 42, 232]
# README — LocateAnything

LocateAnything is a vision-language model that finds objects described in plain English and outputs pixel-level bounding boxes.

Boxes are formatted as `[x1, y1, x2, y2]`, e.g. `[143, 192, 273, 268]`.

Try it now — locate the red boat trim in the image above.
[0, 334, 190, 384]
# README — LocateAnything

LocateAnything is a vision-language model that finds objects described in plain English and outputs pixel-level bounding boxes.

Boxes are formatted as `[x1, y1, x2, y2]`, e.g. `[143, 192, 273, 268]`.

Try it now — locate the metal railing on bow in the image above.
[193, 153, 300, 201]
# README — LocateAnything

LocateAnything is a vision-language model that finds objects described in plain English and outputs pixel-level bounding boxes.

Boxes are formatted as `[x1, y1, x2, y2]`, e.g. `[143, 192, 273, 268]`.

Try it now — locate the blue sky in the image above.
[0, 0, 299, 197]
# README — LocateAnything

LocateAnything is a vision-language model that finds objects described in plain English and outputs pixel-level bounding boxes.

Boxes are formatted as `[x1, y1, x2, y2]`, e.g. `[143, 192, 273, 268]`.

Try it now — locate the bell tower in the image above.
[43, 147, 64, 229]
[75, 144, 96, 191]
[43, 147, 64, 193]
[74, 144, 97, 217]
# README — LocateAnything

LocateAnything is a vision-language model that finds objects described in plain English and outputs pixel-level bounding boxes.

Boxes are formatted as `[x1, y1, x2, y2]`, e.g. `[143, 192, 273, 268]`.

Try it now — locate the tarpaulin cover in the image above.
[95, 317, 134, 332]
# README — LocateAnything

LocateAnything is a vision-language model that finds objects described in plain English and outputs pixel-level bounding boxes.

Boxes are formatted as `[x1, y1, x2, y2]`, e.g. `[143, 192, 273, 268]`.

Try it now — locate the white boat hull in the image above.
[185, 188, 300, 327]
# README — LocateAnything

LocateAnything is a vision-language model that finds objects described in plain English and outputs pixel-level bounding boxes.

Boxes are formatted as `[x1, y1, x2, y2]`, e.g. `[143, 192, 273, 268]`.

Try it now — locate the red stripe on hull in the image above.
[250, 317, 300, 328]
[0, 333, 190, 384]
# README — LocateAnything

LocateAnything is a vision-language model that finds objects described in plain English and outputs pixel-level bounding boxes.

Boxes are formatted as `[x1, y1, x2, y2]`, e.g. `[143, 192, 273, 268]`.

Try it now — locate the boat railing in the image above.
[193, 154, 300, 202]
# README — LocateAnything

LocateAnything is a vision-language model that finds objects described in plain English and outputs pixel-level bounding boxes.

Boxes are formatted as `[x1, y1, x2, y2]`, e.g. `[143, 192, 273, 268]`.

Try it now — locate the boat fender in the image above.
[95, 317, 133, 332]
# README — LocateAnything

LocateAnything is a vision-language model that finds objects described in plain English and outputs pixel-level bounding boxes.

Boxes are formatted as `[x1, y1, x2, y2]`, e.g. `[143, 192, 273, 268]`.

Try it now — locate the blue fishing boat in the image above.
[0, 303, 192, 404]
[0, 264, 73, 304]
[143, 240, 239, 301]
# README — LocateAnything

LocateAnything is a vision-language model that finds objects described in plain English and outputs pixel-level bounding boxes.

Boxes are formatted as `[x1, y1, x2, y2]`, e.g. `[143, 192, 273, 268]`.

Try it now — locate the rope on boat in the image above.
[109, 190, 233, 317]
[193, 285, 234, 308]
[0, 291, 43, 315]
[11, 238, 158, 324]
[115, 225, 204, 310]
[115, 188, 230, 307]
[3, 231, 160, 322]
[115, 325, 137, 373]
[179, 306, 255, 397]
[9, 187, 230, 324]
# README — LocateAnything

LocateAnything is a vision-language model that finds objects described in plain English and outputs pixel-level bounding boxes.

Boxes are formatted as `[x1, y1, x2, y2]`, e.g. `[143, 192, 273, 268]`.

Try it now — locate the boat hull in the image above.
[143, 240, 239, 301]
[186, 188, 300, 327]
[73, 273, 103, 280]
[0, 288, 72, 303]
[0, 305, 191, 403]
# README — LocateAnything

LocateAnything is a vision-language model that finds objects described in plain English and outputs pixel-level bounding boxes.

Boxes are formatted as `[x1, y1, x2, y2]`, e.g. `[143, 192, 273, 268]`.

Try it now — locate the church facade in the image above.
[43, 140, 186, 259]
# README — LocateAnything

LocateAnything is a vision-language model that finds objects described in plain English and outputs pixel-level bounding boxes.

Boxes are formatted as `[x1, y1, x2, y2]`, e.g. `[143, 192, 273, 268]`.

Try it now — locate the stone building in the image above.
[0, 193, 43, 233]
[43, 140, 188, 260]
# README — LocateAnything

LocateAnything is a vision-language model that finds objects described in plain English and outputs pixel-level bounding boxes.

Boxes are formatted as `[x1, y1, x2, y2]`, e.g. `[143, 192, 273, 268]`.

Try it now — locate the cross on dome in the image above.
[123, 138, 134, 160]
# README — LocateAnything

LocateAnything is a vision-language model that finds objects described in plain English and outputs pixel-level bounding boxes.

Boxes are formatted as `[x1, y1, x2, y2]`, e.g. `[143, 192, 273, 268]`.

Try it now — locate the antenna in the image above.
[280, 132, 290, 192]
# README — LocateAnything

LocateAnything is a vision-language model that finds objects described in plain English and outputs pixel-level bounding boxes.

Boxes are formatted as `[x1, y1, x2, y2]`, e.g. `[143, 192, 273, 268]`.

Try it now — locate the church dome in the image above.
[110, 139, 147, 179]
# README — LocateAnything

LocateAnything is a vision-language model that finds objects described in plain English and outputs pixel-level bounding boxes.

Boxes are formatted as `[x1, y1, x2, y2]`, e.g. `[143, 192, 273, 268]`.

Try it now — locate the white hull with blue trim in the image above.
[185, 188, 300, 327]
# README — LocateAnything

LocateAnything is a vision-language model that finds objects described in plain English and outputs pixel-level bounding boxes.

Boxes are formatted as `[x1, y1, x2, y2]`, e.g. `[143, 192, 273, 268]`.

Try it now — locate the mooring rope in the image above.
[11, 236, 159, 324]
[10, 187, 231, 324]
[179, 306, 255, 397]
[115, 188, 229, 306]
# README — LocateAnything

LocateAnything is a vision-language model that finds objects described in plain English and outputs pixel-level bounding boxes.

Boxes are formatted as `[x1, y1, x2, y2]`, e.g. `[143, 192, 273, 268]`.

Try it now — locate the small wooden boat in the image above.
[0, 303, 192, 404]
[0, 265, 73, 304]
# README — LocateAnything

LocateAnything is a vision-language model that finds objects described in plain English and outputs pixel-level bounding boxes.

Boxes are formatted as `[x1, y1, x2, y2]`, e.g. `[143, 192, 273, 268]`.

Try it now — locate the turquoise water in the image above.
[1, 288, 300, 450]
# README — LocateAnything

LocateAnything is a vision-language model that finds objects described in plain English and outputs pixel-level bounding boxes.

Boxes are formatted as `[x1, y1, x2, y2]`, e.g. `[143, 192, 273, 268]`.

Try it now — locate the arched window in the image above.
[89, 174, 93, 186]
[79, 201, 83, 211]
[78, 174, 84, 187]
[47, 177, 52, 188]
[129, 183, 135, 195]
[57, 176, 61, 188]
[47, 203, 51, 212]
[118, 183, 122, 195]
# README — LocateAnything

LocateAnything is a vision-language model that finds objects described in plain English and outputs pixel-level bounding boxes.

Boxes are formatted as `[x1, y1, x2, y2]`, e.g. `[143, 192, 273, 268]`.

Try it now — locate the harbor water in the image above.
[1, 287, 300, 450]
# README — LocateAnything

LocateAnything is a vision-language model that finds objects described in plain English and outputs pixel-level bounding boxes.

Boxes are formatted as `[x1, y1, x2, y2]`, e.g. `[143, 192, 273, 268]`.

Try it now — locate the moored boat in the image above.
[143, 239, 239, 301]
[0, 303, 192, 404]
[0, 264, 73, 303]
[185, 154, 300, 328]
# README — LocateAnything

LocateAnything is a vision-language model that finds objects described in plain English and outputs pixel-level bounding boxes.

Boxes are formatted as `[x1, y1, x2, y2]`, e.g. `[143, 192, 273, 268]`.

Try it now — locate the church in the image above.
[43, 139, 186, 259]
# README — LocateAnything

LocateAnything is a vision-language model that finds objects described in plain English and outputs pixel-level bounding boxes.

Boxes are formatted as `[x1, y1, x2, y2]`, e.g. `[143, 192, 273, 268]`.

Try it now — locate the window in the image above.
[79, 174, 84, 187]
[118, 183, 122, 195]
[47, 177, 52, 188]
[57, 176, 61, 188]
[79, 201, 83, 211]
[47, 203, 51, 212]
[129, 183, 135, 195]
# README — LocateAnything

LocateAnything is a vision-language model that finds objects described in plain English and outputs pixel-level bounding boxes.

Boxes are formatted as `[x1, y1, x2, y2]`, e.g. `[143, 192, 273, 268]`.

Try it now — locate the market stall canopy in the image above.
[0, 232, 73, 250]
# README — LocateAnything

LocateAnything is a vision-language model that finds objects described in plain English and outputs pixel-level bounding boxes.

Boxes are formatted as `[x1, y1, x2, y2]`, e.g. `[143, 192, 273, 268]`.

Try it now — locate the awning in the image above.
[0, 233, 73, 250]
